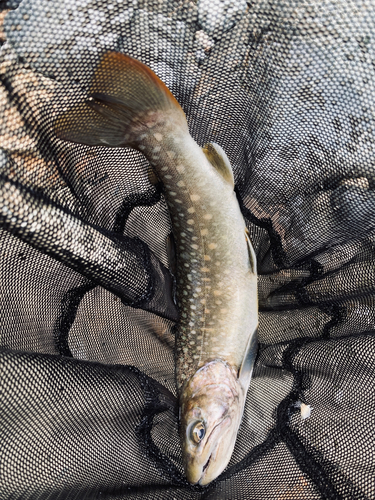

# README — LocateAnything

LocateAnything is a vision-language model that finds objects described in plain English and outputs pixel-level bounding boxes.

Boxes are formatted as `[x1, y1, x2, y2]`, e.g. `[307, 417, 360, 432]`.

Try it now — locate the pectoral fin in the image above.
[245, 229, 257, 274]
[202, 142, 234, 187]
[238, 327, 258, 390]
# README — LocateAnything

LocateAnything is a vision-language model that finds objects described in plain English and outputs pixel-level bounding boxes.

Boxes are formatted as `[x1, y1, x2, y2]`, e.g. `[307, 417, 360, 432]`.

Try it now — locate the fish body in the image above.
[54, 52, 258, 485]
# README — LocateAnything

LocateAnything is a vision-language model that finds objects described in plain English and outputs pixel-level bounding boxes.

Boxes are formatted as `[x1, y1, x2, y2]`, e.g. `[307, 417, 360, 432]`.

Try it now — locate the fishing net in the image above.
[1, 0, 374, 498]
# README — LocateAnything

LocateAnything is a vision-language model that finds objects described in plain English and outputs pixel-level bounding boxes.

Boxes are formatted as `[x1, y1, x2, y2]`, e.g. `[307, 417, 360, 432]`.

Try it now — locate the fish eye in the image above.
[190, 421, 205, 444]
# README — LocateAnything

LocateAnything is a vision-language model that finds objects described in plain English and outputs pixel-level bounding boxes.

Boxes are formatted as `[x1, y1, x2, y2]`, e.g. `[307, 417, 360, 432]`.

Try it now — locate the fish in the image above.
[54, 51, 258, 486]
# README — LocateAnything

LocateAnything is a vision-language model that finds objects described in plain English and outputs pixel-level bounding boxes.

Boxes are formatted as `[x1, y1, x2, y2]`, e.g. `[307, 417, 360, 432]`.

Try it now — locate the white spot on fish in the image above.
[139, 144, 146, 150]
[164, 174, 172, 179]
[191, 194, 200, 201]
[201, 267, 210, 273]
[220, 308, 228, 314]
[176, 164, 185, 173]
[154, 132, 163, 141]
[187, 219, 195, 225]
[208, 243, 218, 250]
[188, 207, 195, 214]
[204, 255, 211, 261]
[203, 213, 213, 220]
[153, 146, 161, 153]
[161, 166, 169, 171]
[170, 192, 177, 197]
[200, 228, 208, 236]
[167, 150, 177, 159]
[177, 180, 185, 187]
[191, 244, 199, 250]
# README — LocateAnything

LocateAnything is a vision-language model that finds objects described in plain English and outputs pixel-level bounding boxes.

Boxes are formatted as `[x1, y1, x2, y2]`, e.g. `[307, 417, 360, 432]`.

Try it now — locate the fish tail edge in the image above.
[54, 52, 188, 149]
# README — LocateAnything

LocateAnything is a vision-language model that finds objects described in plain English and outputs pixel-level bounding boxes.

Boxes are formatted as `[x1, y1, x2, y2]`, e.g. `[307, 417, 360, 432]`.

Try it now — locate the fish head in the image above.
[179, 360, 245, 485]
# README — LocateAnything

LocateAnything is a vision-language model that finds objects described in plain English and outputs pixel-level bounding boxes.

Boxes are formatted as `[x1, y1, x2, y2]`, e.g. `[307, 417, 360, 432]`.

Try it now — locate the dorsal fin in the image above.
[202, 143, 235, 187]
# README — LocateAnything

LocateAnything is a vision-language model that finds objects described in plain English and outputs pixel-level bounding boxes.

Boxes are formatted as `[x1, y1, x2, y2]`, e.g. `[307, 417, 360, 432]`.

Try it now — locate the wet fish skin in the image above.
[54, 52, 258, 486]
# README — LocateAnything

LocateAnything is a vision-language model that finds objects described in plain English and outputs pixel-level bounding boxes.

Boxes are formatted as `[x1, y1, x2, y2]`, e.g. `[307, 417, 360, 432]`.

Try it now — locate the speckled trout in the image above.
[54, 52, 258, 486]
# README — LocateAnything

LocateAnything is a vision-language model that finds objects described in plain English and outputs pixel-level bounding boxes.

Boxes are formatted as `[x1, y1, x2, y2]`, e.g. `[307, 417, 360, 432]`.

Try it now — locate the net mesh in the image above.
[1, 0, 375, 498]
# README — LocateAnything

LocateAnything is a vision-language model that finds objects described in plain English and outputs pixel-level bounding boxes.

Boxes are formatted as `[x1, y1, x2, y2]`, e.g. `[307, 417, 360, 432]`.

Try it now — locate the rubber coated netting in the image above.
[0, 0, 375, 498]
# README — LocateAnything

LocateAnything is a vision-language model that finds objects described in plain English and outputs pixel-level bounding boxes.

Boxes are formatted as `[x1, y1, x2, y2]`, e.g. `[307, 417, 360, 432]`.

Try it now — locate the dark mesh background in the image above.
[1, 0, 375, 498]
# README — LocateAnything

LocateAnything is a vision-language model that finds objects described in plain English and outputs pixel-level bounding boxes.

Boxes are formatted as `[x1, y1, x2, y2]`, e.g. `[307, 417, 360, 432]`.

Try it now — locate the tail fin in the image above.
[54, 52, 188, 148]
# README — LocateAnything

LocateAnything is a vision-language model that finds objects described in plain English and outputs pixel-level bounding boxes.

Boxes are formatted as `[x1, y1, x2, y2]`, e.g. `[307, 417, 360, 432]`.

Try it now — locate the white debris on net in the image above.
[300, 403, 312, 420]
[294, 401, 313, 420]
[197, 0, 247, 36]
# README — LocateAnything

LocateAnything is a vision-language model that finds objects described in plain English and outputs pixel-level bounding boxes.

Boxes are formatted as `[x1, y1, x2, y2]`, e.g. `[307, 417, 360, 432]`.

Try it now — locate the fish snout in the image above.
[183, 416, 233, 485]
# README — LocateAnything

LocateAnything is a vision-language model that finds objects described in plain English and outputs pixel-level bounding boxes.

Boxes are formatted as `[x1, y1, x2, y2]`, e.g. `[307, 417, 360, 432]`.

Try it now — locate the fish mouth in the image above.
[197, 454, 212, 485]
[196, 417, 232, 486]
[202, 454, 211, 473]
